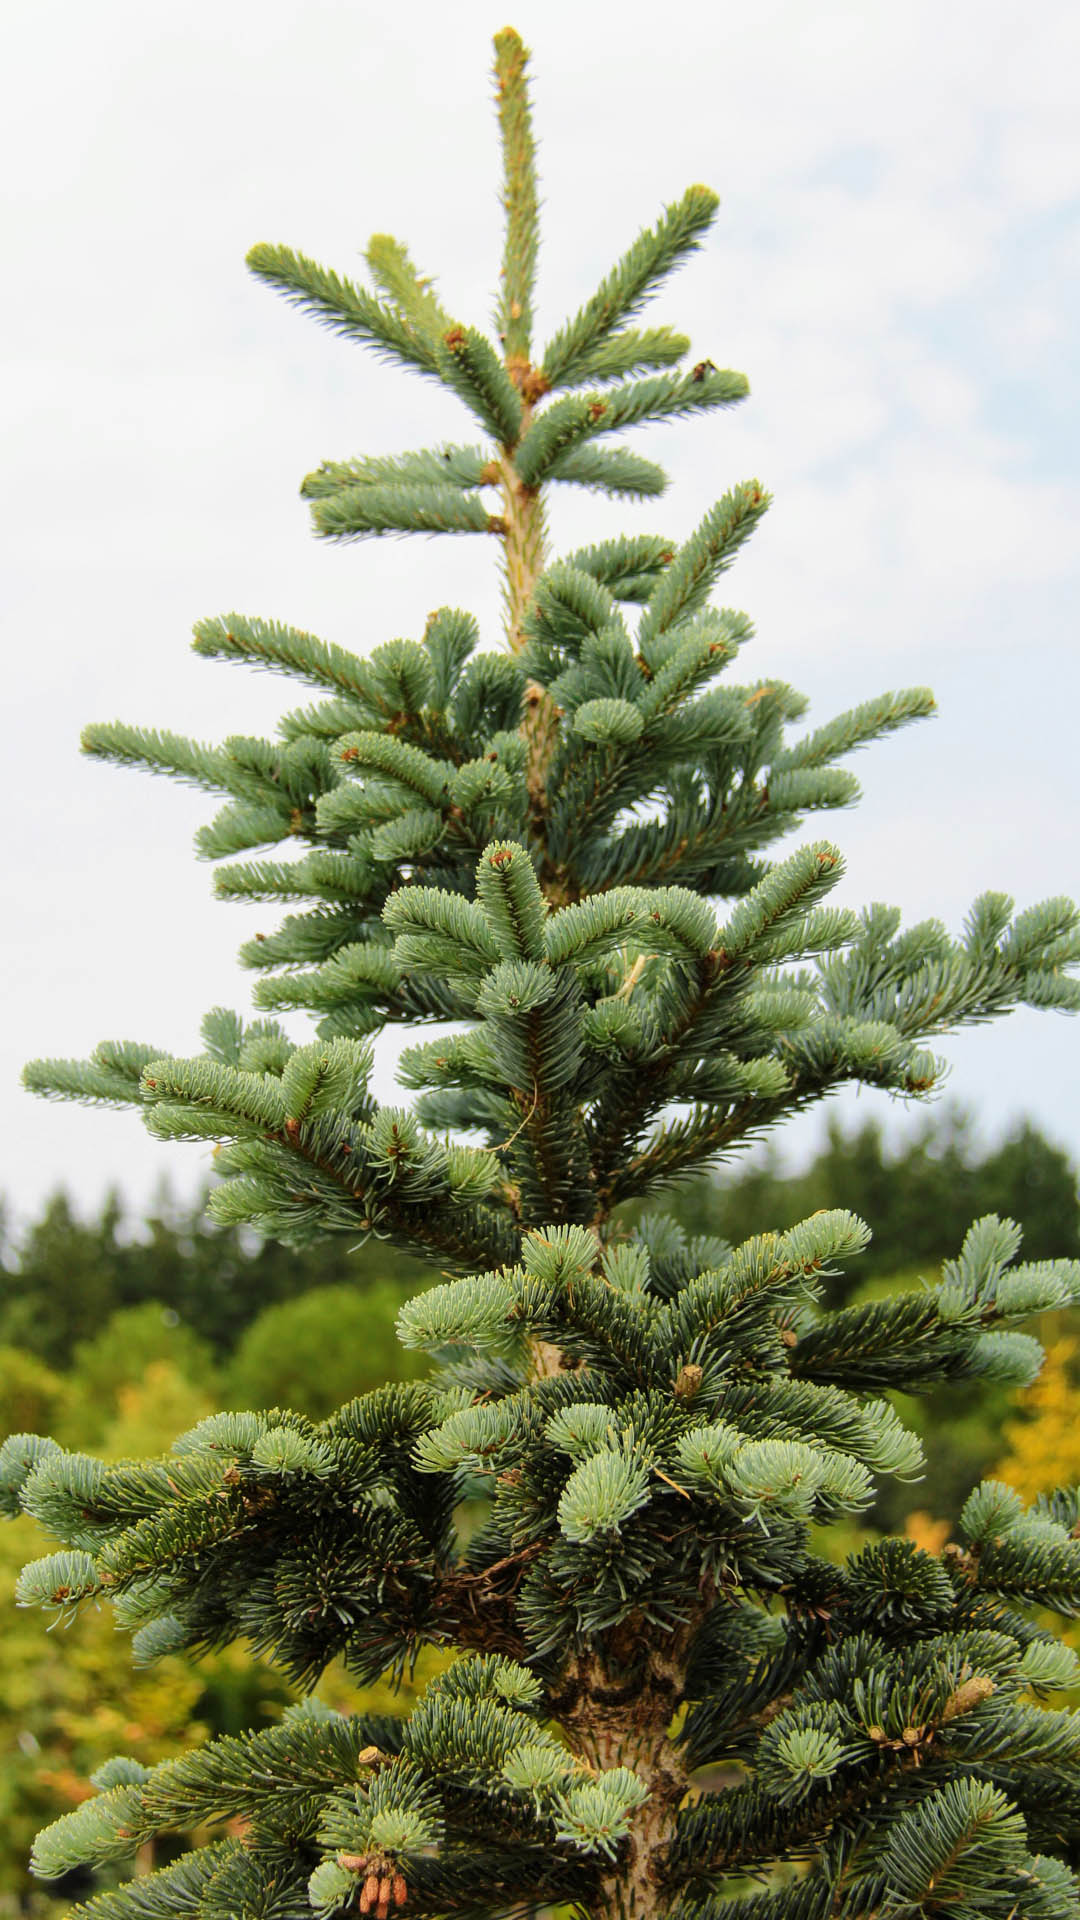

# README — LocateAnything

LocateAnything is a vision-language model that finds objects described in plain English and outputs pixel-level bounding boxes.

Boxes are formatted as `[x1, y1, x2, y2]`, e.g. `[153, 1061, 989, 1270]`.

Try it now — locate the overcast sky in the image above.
[4, 0, 1079, 1229]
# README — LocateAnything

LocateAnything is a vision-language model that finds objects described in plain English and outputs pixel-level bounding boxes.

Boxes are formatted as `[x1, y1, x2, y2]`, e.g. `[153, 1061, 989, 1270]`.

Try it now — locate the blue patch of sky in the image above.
[786, 199, 1079, 491]
[800, 143, 887, 195]
[910, 210, 1079, 483]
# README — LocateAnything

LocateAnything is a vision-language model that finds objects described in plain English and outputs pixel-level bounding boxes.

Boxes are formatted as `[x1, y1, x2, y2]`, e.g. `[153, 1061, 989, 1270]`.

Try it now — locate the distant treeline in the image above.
[3, 1106, 1076, 1365]
[663, 1106, 1080, 1305]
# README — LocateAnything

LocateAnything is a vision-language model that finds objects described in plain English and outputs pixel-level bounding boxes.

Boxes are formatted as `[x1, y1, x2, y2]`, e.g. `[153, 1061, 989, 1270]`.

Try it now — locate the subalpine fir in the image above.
[7, 30, 1080, 1920]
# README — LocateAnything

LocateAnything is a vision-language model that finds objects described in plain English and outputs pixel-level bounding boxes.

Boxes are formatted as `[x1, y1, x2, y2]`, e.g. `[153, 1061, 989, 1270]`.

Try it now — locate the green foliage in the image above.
[223, 1282, 427, 1421]
[669, 1108, 1078, 1298]
[0, 1347, 71, 1441]
[0, 1365, 288, 1905]
[11, 27, 1080, 1920]
[661, 1110, 1080, 1537]
[12, 1214, 1080, 1914]
[0, 1184, 431, 1368]
[71, 1311, 218, 1429]
[0, 1268, 441, 1908]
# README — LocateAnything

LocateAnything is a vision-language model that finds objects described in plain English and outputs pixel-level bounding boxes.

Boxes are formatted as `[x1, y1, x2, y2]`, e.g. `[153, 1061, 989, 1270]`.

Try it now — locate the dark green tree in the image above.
[1, 1191, 130, 1366]
[0, 1184, 428, 1364]
[667, 1108, 1080, 1304]
[7, 31, 1080, 1920]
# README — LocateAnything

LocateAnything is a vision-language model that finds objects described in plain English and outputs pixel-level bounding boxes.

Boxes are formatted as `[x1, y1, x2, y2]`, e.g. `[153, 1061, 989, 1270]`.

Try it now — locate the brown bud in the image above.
[673, 1363, 704, 1401]
[356, 1746, 382, 1767]
[360, 1872, 381, 1914]
[868, 1725, 887, 1744]
[392, 1873, 408, 1909]
[941, 1674, 995, 1721]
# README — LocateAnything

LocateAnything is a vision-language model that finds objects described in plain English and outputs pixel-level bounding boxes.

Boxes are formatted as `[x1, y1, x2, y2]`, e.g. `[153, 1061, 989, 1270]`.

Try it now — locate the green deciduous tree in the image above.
[0, 1186, 428, 1368]
[669, 1109, 1079, 1305]
[8, 30, 1080, 1920]
[223, 1283, 427, 1423]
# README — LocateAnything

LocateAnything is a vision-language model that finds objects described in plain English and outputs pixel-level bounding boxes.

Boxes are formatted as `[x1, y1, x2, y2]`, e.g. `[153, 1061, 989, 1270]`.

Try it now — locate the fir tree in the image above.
[8, 29, 1080, 1920]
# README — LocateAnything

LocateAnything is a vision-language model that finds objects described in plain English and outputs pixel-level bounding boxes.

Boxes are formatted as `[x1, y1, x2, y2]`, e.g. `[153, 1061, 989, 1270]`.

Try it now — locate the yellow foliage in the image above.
[316, 1645, 453, 1719]
[101, 1358, 215, 1459]
[904, 1510, 951, 1556]
[993, 1336, 1080, 1502]
[0, 1347, 71, 1441]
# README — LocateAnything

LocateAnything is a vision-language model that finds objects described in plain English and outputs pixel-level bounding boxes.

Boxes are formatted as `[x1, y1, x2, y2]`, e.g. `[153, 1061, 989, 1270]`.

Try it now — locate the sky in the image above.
[4, 0, 1079, 1229]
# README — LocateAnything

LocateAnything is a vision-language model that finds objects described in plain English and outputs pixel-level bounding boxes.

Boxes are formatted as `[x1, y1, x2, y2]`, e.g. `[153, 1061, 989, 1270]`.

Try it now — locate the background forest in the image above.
[3, 1106, 1079, 1913]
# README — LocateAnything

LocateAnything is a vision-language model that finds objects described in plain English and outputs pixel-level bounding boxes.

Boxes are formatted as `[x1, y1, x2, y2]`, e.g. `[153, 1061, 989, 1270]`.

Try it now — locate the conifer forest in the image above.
[6, 29, 1080, 1920]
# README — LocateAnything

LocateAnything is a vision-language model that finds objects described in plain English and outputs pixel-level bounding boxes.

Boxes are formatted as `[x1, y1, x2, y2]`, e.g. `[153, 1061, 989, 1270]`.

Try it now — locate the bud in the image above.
[673, 1362, 704, 1400]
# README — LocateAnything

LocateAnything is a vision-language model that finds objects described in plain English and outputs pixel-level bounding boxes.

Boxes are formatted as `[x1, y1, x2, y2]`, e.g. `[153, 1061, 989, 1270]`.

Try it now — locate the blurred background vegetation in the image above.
[2, 1104, 1078, 1913]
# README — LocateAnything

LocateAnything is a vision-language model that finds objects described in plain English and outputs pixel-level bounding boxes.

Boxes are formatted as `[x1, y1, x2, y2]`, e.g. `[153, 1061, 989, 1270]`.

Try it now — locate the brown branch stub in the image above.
[506, 352, 551, 403]
[941, 1540, 978, 1584]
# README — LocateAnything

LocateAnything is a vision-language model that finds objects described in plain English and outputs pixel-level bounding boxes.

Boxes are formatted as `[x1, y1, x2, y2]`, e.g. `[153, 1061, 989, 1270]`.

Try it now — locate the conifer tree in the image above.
[8, 30, 1080, 1920]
